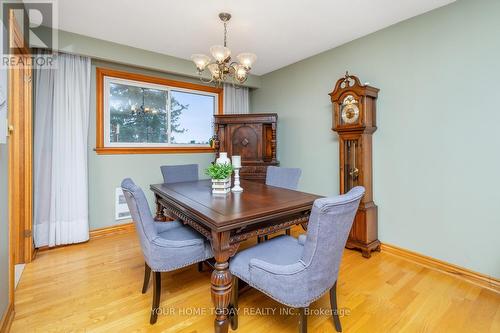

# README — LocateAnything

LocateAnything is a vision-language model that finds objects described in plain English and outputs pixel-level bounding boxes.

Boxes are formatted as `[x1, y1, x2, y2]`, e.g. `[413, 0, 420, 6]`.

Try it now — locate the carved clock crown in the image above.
[329, 72, 379, 133]
[329, 72, 379, 101]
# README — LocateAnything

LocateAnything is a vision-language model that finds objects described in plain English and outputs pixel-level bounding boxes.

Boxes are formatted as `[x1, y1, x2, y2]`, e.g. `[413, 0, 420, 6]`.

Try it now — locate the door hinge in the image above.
[24, 229, 32, 238]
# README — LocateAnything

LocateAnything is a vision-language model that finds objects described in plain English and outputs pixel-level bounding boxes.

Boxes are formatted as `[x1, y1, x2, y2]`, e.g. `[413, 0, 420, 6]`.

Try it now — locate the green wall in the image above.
[250, 0, 500, 277]
[88, 60, 216, 230]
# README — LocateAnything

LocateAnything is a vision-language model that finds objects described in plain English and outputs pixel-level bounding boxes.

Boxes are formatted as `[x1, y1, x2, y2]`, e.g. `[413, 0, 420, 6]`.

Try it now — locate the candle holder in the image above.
[231, 167, 243, 192]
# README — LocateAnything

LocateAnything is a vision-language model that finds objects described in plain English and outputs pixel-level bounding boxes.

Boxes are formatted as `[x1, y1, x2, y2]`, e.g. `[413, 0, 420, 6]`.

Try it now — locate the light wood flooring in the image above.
[10, 227, 500, 333]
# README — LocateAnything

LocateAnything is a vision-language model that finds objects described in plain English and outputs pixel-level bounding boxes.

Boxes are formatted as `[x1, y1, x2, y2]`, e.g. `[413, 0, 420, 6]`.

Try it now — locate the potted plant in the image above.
[205, 163, 234, 194]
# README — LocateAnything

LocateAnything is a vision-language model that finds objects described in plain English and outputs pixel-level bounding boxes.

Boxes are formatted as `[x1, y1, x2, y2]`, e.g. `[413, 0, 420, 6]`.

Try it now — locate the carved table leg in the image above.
[154, 194, 166, 221]
[210, 231, 238, 333]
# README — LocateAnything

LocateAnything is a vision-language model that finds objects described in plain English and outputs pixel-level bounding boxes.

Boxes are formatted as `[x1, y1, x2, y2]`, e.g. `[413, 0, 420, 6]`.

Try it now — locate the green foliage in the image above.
[205, 163, 234, 180]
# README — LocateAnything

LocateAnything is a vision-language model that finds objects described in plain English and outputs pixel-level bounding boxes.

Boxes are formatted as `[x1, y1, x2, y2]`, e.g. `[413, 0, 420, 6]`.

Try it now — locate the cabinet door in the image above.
[229, 124, 262, 162]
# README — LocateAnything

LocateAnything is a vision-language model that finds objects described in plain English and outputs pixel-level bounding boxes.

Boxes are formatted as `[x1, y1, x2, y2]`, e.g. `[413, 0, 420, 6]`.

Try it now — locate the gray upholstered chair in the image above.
[121, 178, 212, 324]
[261, 166, 302, 240]
[229, 186, 365, 333]
[160, 164, 199, 184]
[160, 164, 200, 248]
[266, 166, 302, 190]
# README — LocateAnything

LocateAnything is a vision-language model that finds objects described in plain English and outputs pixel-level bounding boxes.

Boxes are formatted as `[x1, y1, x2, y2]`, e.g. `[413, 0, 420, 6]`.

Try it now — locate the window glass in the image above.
[170, 90, 215, 145]
[104, 78, 218, 148]
[109, 83, 168, 144]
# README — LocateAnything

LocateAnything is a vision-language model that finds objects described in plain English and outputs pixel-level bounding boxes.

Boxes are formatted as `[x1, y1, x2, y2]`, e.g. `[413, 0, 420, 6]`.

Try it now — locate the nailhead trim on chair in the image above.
[149, 252, 213, 272]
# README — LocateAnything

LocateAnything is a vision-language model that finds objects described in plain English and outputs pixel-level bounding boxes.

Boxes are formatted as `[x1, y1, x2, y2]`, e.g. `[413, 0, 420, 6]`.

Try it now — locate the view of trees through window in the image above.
[108, 81, 215, 145]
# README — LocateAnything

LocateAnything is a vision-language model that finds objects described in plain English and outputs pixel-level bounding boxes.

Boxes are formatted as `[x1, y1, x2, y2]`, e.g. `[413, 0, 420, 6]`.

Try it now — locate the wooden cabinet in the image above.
[214, 114, 279, 182]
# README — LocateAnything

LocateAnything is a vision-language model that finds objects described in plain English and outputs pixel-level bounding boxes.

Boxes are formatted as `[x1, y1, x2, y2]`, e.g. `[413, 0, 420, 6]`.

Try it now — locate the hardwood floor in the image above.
[11, 227, 500, 333]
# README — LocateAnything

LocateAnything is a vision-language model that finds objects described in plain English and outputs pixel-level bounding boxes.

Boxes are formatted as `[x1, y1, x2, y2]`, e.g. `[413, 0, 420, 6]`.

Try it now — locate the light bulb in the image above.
[210, 45, 231, 63]
[235, 65, 247, 82]
[208, 63, 221, 79]
[191, 54, 211, 71]
[236, 53, 257, 69]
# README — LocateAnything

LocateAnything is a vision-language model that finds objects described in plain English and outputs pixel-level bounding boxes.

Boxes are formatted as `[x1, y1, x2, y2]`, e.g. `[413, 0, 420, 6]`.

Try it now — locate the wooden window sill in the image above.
[94, 147, 215, 155]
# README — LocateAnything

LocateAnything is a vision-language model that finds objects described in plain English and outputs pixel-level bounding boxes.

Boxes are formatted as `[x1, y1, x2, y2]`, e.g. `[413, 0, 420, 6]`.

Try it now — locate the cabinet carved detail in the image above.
[214, 114, 279, 182]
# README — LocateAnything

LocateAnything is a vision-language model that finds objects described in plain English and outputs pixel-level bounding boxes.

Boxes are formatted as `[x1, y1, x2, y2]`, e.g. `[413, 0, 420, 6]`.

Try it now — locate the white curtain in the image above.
[34, 53, 91, 247]
[223, 83, 249, 114]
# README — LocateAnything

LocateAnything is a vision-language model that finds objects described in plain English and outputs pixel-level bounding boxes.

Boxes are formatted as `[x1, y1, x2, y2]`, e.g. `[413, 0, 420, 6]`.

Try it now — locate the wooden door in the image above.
[8, 10, 34, 264]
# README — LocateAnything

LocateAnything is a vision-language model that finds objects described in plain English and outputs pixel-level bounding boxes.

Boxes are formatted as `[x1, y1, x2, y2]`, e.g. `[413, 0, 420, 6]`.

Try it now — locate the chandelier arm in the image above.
[197, 72, 215, 84]
[232, 76, 247, 86]
[199, 77, 214, 84]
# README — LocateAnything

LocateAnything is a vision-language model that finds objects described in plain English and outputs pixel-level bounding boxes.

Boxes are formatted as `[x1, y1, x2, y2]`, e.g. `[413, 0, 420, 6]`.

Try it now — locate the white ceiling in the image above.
[56, 0, 455, 75]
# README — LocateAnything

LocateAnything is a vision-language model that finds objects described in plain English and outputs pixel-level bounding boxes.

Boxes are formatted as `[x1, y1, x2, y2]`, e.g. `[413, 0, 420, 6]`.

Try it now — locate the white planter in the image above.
[212, 178, 231, 195]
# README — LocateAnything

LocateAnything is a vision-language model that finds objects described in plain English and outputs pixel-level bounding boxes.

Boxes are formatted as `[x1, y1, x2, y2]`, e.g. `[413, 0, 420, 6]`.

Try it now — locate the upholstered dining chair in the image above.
[121, 178, 212, 324]
[229, 186, 365, 333]
[266, 166, 302, 190]
[160, 164, 201, 254]
[160, 163, 199, 184]
[261, 166, 302, 240]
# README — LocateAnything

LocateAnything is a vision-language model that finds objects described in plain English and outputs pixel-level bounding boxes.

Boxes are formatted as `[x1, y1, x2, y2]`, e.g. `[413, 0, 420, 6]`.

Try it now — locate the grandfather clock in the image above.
[329, 72, 380, 258]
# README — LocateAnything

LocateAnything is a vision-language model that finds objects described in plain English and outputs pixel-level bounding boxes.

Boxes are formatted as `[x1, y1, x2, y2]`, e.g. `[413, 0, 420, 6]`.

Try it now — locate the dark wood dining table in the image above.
[150, 179, 321, 333]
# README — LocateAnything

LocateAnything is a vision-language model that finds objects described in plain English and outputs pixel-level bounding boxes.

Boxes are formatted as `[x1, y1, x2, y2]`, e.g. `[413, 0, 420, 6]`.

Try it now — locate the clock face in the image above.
[341, 95, 359, 124]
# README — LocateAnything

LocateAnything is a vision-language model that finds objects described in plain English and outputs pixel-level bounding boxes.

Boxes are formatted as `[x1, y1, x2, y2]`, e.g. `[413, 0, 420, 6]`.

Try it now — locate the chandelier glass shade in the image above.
[191, 13, 256, 86]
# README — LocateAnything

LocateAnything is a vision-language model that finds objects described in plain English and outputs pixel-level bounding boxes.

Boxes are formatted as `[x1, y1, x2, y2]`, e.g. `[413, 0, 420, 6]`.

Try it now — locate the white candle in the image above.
[232, 155, 241, 168]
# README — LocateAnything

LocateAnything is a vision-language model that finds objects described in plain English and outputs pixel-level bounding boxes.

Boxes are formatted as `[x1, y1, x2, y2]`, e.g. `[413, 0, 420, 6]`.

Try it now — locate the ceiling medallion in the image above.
[191, 13, 257, 87]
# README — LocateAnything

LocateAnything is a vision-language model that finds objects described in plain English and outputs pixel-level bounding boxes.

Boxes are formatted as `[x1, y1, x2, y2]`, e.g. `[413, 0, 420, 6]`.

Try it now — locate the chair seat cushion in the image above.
[148, 220, 213, 271]
[156, 220, 204, 242]
[230, 235, 303, 283]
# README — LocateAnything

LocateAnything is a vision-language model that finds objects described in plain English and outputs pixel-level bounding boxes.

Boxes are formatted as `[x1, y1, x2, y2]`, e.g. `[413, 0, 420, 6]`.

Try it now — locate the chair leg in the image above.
[285, 228, 291, 236]
[329, 281, 342, 332]
[142, 263, 151, 294]
[298, 307, 308, 333]
[198, 261, 204, 272]
[229, 276, 239, 330]
[150, 272, 162, 324]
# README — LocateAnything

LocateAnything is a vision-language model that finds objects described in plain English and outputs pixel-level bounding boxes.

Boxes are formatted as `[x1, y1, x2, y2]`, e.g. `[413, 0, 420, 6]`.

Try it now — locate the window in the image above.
[96, 68, 223, 154]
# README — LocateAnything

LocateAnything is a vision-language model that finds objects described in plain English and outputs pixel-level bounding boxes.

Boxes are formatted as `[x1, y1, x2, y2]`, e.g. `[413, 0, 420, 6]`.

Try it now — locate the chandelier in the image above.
[191, 13, 257, 86]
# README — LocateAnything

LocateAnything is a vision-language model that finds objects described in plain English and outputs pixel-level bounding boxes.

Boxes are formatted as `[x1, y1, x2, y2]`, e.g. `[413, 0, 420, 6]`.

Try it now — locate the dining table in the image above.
[150, 179, 321, 333]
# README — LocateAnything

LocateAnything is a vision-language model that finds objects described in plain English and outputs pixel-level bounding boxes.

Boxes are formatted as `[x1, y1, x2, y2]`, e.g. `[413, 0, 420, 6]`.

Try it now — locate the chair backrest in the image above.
[161, 164, 199, 184]
[265, 166, 302, 190]
[121, 178, 157, 257]
[301, 186, 365, 290]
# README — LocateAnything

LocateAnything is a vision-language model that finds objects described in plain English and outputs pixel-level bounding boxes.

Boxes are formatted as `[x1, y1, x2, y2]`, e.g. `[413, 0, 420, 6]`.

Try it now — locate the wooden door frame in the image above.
[7, 6, 34, 292]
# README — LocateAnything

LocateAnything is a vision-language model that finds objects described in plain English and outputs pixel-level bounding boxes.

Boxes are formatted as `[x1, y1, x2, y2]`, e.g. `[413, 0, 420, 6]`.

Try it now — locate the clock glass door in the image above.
[344, 139, 359, 192]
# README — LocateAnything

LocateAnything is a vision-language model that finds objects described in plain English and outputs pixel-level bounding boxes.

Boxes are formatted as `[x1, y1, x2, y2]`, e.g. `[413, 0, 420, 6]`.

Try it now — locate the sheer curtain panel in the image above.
[223, 83, 249, 114]
[34, 53, 91, 247]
